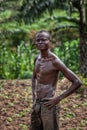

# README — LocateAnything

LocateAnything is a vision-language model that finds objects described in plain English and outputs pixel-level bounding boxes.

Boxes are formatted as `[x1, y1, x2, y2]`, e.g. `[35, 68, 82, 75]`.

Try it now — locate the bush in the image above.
[53, 39, 80, 73]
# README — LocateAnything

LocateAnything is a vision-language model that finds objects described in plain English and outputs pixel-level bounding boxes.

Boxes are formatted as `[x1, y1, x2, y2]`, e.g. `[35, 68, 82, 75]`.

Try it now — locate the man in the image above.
[30, 30, 82, 130]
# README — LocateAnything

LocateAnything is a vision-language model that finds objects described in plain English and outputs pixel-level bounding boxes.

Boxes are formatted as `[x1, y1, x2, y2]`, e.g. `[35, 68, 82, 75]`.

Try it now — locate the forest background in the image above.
[0, 0, 87, 79]
[0, 0, 87, 130]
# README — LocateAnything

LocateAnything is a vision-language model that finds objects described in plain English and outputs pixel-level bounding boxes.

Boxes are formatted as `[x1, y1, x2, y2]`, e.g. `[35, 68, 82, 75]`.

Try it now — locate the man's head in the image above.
[35, 30, 51, 50]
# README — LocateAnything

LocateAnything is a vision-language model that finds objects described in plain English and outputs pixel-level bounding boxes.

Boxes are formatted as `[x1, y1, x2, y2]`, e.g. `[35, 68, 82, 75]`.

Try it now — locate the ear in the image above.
[49, 42, 54, 50]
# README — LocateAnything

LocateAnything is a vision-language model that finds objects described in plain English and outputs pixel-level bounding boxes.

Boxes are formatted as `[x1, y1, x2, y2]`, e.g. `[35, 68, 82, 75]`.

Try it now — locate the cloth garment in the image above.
[29, 99, 60, 130]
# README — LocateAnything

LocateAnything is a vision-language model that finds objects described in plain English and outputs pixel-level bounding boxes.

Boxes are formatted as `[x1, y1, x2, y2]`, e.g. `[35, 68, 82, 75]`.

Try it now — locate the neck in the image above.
[40, 49, 50, 58]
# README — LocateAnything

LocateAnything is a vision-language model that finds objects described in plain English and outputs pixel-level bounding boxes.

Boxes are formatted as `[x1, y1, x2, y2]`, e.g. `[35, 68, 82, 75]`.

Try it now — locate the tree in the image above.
[71, 0, 87, 77]
[19, 0, 87, 77]
[0, 0, 87, 78]
[77, 0, 87, 77]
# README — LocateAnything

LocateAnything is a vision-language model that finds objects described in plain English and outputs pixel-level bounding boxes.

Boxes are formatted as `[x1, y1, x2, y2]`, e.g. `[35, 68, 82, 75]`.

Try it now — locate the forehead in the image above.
[35, 32, 50, 39]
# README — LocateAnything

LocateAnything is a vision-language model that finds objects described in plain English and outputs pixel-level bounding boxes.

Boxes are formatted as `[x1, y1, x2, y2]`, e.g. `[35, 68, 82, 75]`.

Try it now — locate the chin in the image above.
[38, 48, 45, 50]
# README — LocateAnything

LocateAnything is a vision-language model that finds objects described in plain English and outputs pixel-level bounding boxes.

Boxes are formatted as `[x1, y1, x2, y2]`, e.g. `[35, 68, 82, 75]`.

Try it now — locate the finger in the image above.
[44, 102, 53, 108]
[44, 101, 51, 105]
[41, 98, 50, 102]
[45, 103, 51, 108]
[48, 104, 53, 109]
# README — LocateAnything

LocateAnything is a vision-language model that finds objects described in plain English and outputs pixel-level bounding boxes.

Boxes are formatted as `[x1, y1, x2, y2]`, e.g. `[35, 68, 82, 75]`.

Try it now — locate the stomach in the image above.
[35, 59, 59, 85]
[37, 73, 58, 85]
[36, 83, 55, 99]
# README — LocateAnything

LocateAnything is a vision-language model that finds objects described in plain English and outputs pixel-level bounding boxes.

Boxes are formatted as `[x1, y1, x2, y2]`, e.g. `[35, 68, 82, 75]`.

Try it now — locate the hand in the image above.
[42, 97, 60, 109]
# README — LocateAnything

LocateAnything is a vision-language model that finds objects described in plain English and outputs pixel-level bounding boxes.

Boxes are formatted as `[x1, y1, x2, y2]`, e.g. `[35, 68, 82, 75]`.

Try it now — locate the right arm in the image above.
[32, 58, 37, 103]
[32, 70, 36, 103]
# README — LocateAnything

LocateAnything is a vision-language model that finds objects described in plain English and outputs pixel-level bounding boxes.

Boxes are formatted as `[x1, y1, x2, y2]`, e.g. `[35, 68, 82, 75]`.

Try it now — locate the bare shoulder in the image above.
[51, 52, 66, 70]
[51, 52, 81, 83]
[34, 54, 40, 63]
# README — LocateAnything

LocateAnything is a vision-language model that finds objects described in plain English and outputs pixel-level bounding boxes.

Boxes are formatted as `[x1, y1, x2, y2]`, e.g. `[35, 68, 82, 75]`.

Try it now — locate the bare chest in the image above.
[35, 59, 56, 75]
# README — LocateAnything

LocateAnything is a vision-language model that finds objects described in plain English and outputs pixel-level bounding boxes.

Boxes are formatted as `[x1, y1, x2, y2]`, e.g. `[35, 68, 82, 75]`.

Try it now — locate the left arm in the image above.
[44, 58, 82, 108]
[57, 68, 81, 101]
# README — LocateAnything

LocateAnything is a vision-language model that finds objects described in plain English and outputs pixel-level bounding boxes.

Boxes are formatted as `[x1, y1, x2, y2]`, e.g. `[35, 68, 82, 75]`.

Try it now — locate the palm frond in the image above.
[18, 0, 68, 23]
[52, 24, 78, 32]
[45, 16, 79, 25]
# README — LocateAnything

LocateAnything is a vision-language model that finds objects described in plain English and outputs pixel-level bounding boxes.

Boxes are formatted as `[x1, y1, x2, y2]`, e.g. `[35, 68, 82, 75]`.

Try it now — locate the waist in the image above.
[36, 97, 53, 103]
[37, 83, 53, 88]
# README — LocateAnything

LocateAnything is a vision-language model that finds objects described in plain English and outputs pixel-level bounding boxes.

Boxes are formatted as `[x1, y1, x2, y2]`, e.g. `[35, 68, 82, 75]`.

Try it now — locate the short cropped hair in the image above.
[35, 30, 51, 41]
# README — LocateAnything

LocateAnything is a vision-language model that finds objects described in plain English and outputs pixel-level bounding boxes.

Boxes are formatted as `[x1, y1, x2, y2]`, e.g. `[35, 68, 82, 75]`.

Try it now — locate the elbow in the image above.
[75, 79, 82, 88]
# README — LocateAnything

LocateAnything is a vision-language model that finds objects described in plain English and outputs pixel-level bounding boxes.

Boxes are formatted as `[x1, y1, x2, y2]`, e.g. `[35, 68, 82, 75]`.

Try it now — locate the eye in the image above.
[35, 38, 49, 42]
[43, 39, 47, 41]
[36, 39, 40, 42]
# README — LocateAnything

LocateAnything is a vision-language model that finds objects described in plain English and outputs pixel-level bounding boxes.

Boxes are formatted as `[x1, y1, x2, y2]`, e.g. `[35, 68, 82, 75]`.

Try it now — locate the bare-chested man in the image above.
[30, 30, 82, 130]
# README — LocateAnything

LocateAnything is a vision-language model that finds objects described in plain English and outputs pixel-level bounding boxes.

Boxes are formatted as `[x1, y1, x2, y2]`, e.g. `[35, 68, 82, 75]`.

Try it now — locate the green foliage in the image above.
[0, 0, 82, 79]
[79, 76, 87, 86]
[19, 0, 66, 23]
[0, 42, 36, 79]
[53, 39, 80, 72]
[19, 123, 28, 130]
[0, 38, 80, 79]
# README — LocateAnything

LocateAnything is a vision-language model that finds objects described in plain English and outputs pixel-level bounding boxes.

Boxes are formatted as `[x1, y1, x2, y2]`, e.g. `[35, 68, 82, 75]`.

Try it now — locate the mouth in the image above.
[38, 44, 44, 48]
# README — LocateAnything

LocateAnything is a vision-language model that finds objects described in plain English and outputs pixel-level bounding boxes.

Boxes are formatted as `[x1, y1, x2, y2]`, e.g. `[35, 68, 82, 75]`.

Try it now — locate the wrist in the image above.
[56, 96, 62, 102]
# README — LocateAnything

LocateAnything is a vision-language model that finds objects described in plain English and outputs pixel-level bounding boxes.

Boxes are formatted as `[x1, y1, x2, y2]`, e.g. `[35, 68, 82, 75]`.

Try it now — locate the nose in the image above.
[38, 40, 43, 44]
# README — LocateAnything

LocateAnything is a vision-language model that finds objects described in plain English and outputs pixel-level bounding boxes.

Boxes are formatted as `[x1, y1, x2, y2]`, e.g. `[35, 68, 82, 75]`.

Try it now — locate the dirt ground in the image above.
[0, 78, 87, 130]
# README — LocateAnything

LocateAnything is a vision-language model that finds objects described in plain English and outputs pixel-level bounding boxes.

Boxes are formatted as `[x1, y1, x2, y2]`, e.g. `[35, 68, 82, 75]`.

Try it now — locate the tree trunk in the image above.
[79, 0, 87, 77]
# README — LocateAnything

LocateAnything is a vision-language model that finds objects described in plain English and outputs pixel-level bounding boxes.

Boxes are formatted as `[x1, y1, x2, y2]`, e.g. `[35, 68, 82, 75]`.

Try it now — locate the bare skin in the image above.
[32, 31, 82, 109]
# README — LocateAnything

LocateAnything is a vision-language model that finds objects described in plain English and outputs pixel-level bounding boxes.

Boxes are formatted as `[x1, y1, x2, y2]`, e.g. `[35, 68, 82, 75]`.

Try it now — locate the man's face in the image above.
[35, 32, 50, 50]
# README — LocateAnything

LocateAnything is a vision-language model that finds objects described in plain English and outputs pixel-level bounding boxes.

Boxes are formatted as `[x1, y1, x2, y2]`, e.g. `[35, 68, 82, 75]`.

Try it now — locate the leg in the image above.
[29, 110, 43, 130]
[41, 104, 60, 130]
